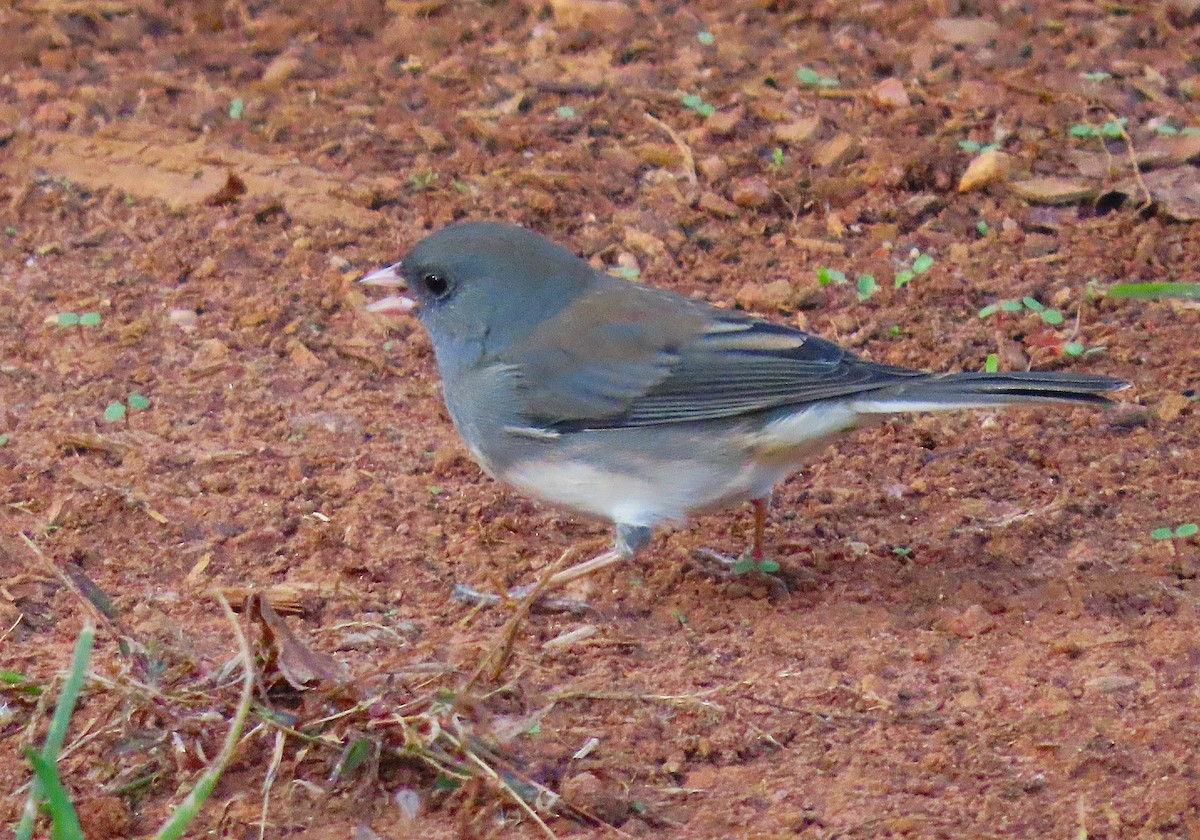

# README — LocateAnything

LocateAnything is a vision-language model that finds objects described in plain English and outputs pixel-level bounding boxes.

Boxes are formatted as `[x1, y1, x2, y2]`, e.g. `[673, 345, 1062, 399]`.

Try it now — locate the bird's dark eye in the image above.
[423, 272, 449, 298]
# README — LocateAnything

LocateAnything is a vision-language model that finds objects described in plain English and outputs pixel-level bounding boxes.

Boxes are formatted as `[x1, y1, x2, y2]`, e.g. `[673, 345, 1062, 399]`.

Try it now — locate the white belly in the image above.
[502, 403, 864, 527]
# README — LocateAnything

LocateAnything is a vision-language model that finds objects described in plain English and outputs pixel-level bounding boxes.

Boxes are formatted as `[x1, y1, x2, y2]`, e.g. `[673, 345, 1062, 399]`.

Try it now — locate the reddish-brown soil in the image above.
[2, 1, 1199, 838]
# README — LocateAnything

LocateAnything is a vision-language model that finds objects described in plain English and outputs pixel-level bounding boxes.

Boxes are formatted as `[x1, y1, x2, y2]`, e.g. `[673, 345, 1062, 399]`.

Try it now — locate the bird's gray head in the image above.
[394, 222, 596, 357]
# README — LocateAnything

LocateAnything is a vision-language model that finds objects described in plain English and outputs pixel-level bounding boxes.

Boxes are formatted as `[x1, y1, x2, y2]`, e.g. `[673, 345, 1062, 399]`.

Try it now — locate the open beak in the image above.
[359, 262, 416, 314]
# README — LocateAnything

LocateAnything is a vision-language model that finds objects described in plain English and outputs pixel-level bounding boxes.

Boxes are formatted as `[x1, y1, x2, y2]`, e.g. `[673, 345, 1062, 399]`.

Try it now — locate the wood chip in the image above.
[931, 17, 1001, 46]
[698, 190, 739, 218]
[813, 132, 859, 168]
[1009, 177, 1096, 205]
[957, 150, 1011, 192]
[773, 116, 820, 144]
[870, 77, 910, 109]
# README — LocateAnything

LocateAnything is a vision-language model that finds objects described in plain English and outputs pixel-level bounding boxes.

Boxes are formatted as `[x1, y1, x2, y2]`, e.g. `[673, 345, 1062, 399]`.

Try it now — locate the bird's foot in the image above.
[451, 582, 592, 615]
[689, 548, 789, 599]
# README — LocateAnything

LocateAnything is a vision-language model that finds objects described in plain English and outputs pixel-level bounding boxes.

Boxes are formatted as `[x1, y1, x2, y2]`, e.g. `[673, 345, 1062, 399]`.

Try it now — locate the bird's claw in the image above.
[451, 582, 592, 615]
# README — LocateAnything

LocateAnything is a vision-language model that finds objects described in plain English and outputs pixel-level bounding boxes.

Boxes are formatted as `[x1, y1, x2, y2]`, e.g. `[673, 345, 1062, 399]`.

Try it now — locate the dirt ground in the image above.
[2, 0, 1200, 837]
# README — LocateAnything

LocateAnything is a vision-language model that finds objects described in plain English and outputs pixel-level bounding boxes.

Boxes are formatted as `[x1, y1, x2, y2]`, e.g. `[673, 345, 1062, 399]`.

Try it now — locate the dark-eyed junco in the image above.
[361, 221, 1127, 593]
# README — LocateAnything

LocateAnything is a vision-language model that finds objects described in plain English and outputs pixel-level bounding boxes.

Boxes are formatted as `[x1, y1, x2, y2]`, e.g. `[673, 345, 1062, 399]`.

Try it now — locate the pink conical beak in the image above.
[359, 262, 416, 314]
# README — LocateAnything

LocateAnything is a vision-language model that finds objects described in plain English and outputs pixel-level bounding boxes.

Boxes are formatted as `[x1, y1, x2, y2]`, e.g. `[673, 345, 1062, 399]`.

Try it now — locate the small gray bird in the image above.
[361, 221, 1127, 594]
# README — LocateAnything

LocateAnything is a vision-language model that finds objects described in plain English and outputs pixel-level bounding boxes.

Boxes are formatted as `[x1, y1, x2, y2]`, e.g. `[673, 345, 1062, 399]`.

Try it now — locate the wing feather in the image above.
[499, 280, 928, 430]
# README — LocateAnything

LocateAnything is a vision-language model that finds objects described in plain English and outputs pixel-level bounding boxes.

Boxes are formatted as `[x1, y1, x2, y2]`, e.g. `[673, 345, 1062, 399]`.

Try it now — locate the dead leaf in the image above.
[251, 593, 347, 689]
[205, 169, 247, 205]
[1125, 168, 1200, 220]
[1137, 134, 1200, 169]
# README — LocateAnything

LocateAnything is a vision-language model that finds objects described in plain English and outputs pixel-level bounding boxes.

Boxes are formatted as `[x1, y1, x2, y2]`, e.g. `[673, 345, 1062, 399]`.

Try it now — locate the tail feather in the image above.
[850, 371, 1128, 414]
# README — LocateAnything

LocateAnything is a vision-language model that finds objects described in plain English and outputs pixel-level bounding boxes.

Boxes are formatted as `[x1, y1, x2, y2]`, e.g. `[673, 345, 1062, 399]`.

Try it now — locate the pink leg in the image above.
[751, 497, 768, 561]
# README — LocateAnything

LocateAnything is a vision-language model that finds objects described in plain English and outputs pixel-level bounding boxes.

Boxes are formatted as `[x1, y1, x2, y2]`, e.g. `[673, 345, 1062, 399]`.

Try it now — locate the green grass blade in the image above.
[14, 623, 94, 840]
[1105, 282, 1200, 300]
[152, 595, 254, 840]
[25, 751, 85, 840]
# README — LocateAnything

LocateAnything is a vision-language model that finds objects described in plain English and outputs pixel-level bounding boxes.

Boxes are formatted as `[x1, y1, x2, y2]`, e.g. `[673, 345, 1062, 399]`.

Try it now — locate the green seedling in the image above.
[697, 30, 714, 45]
[985, 353, 999, 373]
[856, 274, 878, 302]
[978, 296, 1063, 325]
[891, 546, 912, 558]
[1080, 71, 1112, 82]
[816, 267, 846, 286]
[976, 219, 989, 236]
[731, 555, 781, 576]
[611, 265, 641, 281]
[767, 147, 785, 171]
[0, 434, 9, 446]
[1069, 116, 1127, 139]
[894, 251, 933, 288]
[55, 311, 101, 329]
[958, 140, 1000, 153]
[681, 93, 716, 117]
[103, 393, 151, 423]
[1, 670, 41, 696]
[554, 105, 576, 119]
[796, 67, 839, 88]
[1062, 341, 1106, 358]
[228, 98, 244, 120]
[408, 169, 438, 190]
[5, 226, 15, 236]
[1152, 523, 1198, 541]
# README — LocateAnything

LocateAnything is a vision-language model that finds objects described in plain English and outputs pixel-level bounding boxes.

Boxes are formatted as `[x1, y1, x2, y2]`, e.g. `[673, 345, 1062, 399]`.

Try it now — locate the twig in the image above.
[1107, 108, 1153, 209]
[440, 725, 560, 840]
[462, 546, 580, 692]
[550, 688, 726, 714]
[643, 112, 698, 189]
[19, 533, 126, 637]
[258, 730, 286, 840]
